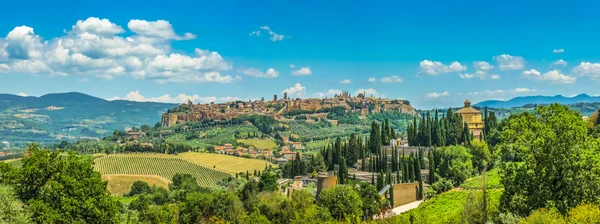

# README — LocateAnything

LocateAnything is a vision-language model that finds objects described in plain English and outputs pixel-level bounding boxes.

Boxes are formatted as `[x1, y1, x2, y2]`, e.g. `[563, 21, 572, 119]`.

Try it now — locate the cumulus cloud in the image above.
[243, 68, 279, 78]
[0, 63, 9, 73]
[282, 83, 306, 97]
[367, 77, 376, 83]
[490, 74, 501, 80]
[523, 69, 575, 84]
[572, 62, 600, 81]
[313, 89, 342, 98]
[354, 88, 378, 97]
[249, 26, 289, 42]
[513, 88, 535, 93]
[473, 61, 493, 71]
[425, 91, 450, 99]
[0, 17, 234, 83]
[109, 90, 242, 104]
[380, 76, 402, 83]
[458, 73, 476, 79]
[419, 60, 466, 75]
[339, 79, 351, 84]
[292, 67, 312, 76]
[553, 49, 564, 53]
[17, 92, 28, 97]
[553, 59, 567, 66]
[494, 54, 525, 70]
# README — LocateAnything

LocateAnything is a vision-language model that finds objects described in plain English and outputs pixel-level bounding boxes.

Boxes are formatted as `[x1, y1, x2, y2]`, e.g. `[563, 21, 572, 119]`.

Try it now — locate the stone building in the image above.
[456, 99, 484, 138]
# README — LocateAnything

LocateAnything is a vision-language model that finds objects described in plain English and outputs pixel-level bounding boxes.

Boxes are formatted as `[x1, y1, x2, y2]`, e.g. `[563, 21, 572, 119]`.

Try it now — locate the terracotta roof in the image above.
[456, 107, 481, 114]
[214, 146, 225, 151]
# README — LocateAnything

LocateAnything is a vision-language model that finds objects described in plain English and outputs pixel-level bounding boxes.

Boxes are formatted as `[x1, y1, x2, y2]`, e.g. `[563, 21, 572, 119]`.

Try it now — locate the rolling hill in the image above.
[0, 92, 176, 148]
[474, 94, 600, 108]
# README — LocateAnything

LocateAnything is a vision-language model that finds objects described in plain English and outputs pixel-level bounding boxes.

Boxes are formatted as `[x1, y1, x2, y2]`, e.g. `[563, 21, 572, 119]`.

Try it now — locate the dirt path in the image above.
[392, 200, 424, 215]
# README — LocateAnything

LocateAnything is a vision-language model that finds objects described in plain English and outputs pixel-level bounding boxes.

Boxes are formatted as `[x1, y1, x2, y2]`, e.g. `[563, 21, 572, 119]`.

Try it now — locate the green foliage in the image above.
[0, 144, 119, 223]
[356, 182, 383, 220]
[258, 170, 280, 192]
[129, 180, 152, 196]
[435, 145, 474, 186]
[317, 185, 363, 221]
[468, 140, 491, 174]
[519, 208, 567, 224]
[0, 184, 31, 224]
[498, 104, 600, 216]
[460, 168, 502, 190]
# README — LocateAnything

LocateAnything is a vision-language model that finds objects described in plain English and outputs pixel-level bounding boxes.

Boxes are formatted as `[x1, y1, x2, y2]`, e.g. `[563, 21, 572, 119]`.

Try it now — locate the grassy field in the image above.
[0, 158, 22, 168]
[237, 138, 277, 150]
[178, 152, 276, 174]
[305, 139, 330, 149]
[102, 174, 170, 195]
[460, 168, 502, 190]
[397, 189, 502, 224]
[94, 155, 230, 187]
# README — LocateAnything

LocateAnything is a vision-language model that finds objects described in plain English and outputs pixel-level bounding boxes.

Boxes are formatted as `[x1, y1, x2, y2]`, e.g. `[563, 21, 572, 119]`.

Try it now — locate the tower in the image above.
[274, 94, 278, 101]
[284, 92, 288, 100]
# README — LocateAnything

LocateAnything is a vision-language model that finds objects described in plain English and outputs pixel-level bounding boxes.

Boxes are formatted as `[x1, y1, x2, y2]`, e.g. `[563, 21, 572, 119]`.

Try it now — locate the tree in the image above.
[0, 184, 30, 224]
[170, 173, 200, 192]
[369, 121, 381, 154]
[469, 140, 491, 173]
[338, 158, 348, 184]
[499, 104, 600, 216]
[239, 180, 260, 212]
[428, 150, 436, 184]
[356, 182, 383, 220]
[0, 144, 119, 223]
[437, 145, 473, 186]
[129, 180, 151, 196]
[258, 170, 280, 192]
[317, 185, 363, 221]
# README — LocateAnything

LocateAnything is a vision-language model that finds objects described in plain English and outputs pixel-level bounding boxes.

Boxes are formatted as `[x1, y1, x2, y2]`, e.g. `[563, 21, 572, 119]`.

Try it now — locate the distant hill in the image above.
[474, 94, 600, 108]
[0, 92, 176, 148]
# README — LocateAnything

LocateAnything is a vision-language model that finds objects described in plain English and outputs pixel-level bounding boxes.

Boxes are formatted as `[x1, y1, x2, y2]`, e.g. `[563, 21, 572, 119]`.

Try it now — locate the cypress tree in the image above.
[428, 150, 435, 184]
[371, 172, 375, 185]
[339, 157, 347, 184]
[370, 121, 381, 154]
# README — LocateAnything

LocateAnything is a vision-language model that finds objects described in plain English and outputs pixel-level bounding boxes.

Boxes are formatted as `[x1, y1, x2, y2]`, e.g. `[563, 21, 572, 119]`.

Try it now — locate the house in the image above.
[249, 149, 257, 157]
[126, 131, 144, 139]
[235, 151, 243, 157]
[275, 158, 288, 165]
[280, 146, 298, 160]
[281, 136, 290, 144]
[262, 150, 272, 157]
[225, 148, 235, 155]
[214, 146, 225, 153]
[236, 147, 248, 153]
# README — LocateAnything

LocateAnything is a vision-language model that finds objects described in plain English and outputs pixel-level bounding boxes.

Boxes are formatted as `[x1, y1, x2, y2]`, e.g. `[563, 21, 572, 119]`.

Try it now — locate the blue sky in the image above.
[1, 0, 600, 109]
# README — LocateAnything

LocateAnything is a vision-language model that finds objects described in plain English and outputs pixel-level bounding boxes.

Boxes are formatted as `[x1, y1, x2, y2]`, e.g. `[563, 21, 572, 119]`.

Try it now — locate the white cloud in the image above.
[419, 60, 466, 75]
[250, 26, 289, 42]
[0, 17, 234, 83]
[541, 70, 575, 84]
[467, 88, 535, 98]
[494, 54, 525, 70]
[282, 83, 306, 97]
[292, 67, 312, 76]
[249, 31, 260, 37]
[522, 69, 541, 77]
[380, 76, 402, 83]
[523, 69, 575, 84]
[313, 89, 342, 98]
[513, 88, 535, 93]
[17, 92, 28, 97]
[354, 88, 378, 97]
[367, 77, 376, 83]
[0, 63, 9, 73]
[127, 19, 196, 40]
[458, 73, 476, 79]
[109, 90, 242, 104]
[473, 61, 493, 71]
[289, 64, 295, 68]
[553, 59, 567, 66]
[425, 91, 450, 99]
[243, 68, 279, 78]
[572, 62, 600, 81]
[553, 49, 564, 53]
[71, 17, 124, 36]
[339, 79, 351, 84]
[490, 74, 501, 80]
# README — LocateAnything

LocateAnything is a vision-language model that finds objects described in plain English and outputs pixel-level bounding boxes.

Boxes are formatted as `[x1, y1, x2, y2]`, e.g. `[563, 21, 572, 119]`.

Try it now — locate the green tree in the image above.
[469, 140, 491, 173]
[129, 180, 151, 196]
[370, 121, 381, 154]
[338, 157, 348, 184]
[317, 185, 363, 221]
[170, 173, 200, 192]
[258, 170, 280, 192]
[238, 180, 259, 212]
[438, 145, 473, 186]
[499, 104, 600, 216]
[1, 145, 119, 223]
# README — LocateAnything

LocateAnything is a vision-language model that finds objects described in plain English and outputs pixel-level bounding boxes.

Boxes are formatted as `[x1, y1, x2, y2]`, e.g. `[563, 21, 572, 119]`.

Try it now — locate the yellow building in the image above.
[456, 99, 484, 138]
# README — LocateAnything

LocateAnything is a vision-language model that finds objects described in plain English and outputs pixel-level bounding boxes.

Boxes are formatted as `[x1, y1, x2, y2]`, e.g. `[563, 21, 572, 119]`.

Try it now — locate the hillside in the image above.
[0, 92, 176, 148]
[475, 94, 600, 108]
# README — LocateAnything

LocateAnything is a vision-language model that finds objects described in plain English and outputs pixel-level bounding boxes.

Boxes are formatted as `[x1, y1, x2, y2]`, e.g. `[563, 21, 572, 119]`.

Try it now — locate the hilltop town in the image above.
[161, 91, 416, 127]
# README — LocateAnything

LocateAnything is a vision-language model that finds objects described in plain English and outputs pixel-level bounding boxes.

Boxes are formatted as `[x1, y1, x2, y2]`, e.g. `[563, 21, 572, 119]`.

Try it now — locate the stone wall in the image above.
[316, 175, 338, 197]
[393, 183, 419, 207]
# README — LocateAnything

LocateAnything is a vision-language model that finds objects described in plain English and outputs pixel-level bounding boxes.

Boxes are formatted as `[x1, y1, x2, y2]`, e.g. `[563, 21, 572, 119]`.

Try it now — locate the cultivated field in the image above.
[178, 152, 276, 174]
[237, 138, 277, 149]
[94, 155, 230, 187]
[102, 174, 170, 195]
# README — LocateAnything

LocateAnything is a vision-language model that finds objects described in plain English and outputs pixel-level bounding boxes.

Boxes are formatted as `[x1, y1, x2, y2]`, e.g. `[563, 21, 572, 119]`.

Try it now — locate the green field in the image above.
[397, 189, 502, 223]
[237, 138, 277, 149]
[460, 168, 502, 190]
[94, 155, 231, 187]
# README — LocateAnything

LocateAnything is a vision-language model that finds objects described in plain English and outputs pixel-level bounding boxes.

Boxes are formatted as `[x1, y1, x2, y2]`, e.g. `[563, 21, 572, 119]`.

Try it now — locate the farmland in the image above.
[94, 155, 231, 187]
[460, 168, 502, 190]
[237, 138, 277, 149]
[102, 174, 170, 195]
[177, 152, 276, 174]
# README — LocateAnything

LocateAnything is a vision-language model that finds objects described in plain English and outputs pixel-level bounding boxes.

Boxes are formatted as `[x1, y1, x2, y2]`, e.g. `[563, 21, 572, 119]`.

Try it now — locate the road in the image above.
[391, 200, 423, 215]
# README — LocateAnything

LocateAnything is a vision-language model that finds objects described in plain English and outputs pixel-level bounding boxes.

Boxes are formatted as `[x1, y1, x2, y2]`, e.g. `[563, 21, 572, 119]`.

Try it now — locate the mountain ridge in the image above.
[474, 94, 600, 108]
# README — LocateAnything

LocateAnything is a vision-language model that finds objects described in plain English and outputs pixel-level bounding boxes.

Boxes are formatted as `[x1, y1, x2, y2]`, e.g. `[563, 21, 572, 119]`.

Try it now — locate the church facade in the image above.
[456, 100, 484, 138]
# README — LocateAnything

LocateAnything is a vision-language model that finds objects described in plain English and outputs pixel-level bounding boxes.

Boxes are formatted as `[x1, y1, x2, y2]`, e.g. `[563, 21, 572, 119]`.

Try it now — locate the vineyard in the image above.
[178, 152, 276, 174]
[94, 155, 231, 187]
